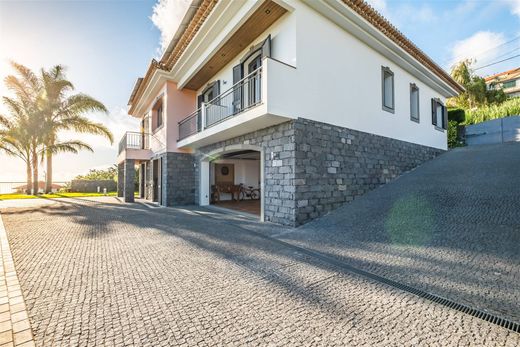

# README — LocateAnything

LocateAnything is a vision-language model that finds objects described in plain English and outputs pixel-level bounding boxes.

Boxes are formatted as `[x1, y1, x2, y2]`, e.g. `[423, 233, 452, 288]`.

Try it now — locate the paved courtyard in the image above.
[0, 196, 518, 346]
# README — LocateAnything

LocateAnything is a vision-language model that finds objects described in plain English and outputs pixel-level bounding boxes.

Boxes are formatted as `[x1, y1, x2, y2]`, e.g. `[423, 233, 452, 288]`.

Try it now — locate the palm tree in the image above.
[1, 63, 42, 194]
[39, 65, 113, 193]
[0, 107, 33, 194]
[2, 62, 113, 194]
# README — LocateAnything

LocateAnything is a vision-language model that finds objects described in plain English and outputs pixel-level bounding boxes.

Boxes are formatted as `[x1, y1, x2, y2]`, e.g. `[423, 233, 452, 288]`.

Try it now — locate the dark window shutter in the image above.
[197, 94, 204, 130]
[261, 35, 271, 58]
[212, 80, 220, 97]
[431, 99, 437, 126]
[442, 105, 448, 129]
[232, 64, 243, 113]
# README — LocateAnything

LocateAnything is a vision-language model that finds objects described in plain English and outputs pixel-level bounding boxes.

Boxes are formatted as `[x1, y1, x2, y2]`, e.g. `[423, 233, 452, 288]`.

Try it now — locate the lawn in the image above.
[0, 192, 118, 200]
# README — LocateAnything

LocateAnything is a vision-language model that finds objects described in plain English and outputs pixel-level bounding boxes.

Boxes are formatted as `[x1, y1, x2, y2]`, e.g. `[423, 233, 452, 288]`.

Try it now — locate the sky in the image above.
[0, 0, 519, 182]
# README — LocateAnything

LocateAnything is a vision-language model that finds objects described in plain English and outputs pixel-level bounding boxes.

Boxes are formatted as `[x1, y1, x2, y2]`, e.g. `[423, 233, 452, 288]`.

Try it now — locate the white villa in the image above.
[117, 0, 463, 226]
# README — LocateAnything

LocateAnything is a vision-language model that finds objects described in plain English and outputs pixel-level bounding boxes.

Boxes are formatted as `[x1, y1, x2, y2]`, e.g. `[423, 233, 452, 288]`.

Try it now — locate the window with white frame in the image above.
[382, 66, 394, 113]
[410, 83, 419, 122]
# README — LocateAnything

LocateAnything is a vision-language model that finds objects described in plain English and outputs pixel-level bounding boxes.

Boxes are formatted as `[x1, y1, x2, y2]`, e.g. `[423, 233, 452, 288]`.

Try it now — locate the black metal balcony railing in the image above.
[178, 67, 263, 141]
[118, 131, 149, 154]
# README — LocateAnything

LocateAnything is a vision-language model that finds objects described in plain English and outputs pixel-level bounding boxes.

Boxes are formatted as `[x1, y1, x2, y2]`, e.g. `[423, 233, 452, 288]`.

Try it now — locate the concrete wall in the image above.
[72, 180, 117, 193]
[465, 116, 520, 146]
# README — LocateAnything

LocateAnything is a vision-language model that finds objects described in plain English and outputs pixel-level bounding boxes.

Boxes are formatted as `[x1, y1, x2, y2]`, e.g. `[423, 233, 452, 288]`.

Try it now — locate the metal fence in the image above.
[118, 132, 149, 154]
[178, 67, 263, 141]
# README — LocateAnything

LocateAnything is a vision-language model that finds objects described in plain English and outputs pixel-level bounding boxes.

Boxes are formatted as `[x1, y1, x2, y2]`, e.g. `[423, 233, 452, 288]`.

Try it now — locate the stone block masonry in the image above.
[194, 118, 443, 226]
[292, 118, 443, 225]
[163, 152, 196, 206]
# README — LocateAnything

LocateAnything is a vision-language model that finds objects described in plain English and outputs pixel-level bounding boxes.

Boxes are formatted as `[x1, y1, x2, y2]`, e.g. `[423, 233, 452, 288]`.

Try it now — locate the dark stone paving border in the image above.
[0, 213, 35, 347]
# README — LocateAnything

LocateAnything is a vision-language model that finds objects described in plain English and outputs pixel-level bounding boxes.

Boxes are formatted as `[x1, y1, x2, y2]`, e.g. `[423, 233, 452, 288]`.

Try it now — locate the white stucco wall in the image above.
[195, 11, 296, 96]
[185, 0, 450, 150]
[289, 0, 448, 150]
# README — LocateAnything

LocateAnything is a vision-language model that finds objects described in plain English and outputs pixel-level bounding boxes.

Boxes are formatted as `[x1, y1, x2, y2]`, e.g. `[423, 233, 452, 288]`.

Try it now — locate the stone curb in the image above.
[0, 213, 35, 347]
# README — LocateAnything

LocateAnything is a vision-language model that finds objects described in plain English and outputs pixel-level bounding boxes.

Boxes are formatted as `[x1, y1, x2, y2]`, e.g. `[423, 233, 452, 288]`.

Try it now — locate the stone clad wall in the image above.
[164, 152, 197, 206]
[292, 118, 444, 225]
[170, 118, 444, 226]
[72, 179, 117, 193]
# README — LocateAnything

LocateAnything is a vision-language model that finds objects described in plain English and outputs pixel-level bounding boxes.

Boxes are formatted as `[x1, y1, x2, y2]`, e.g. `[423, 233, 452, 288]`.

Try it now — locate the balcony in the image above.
[177, 58, 296, 149]
[117, 131, 152, 163]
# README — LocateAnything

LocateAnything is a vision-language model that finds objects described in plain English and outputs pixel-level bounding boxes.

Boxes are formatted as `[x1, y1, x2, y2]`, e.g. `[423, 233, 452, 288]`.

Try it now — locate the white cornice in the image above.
[132, 70, 169, 118]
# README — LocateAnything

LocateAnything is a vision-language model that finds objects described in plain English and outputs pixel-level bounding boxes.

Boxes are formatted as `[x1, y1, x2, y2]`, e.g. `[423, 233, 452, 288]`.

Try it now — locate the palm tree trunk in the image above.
[45, 149, 52, 193]
[32, 147, 38, 195]
[25, 161, 32, 195]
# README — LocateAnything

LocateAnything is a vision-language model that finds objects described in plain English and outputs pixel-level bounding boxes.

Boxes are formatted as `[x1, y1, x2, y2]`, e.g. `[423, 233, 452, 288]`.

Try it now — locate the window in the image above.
[410, 83, 419, 122]
[502, 80, 516, 89]
[151, 97, 163, 132]
[381, 66, 394, 113]
[431, 98, 447, 130]
[156, 104, 163, 128]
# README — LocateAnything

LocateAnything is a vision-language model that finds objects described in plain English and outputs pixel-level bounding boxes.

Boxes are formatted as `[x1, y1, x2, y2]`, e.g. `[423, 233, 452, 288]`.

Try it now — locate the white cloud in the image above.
[150, 0, 191, 55]
[449, 31, 506, 69]
[506, 0, 520, 17]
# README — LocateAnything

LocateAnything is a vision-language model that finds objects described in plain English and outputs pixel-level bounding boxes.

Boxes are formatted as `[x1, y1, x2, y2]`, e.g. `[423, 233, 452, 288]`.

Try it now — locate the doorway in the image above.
[152, 158, 162, 204]
[200, 144, 264, 220]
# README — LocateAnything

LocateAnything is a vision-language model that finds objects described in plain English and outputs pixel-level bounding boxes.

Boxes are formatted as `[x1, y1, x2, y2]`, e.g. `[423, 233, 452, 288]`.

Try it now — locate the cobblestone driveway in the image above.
[278, 142, 520, 323]
[1, 196, 518, 346]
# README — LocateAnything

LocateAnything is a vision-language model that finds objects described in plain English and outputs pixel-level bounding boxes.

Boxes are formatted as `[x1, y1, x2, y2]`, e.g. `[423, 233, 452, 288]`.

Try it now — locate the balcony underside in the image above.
[177, 107, 290, 149]
[117, 148, 152, 164]
[183, 0, 287, 90]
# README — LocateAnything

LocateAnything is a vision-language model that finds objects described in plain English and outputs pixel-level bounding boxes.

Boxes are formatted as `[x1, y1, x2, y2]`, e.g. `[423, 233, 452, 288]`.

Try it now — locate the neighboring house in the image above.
[14, 182, 62, 194]
[485, 67, 520, 98]
[117, 0, 463, 226]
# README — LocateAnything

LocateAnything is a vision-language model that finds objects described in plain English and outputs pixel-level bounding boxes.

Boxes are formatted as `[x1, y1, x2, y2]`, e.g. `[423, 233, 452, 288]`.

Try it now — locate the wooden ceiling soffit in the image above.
[185, 0, 287, 90]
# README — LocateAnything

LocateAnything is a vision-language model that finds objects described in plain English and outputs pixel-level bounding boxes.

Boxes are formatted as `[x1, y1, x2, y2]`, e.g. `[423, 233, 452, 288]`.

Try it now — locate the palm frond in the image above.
[44, 140, 94, 155]
[57, 115, 114, 143]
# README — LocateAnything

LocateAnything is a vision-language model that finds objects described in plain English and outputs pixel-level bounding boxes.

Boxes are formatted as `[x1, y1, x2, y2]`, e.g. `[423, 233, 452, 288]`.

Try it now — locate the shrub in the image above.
[465, 97, 520, 124]
[448, 121, 464, 148]
[448, 108, 465, 123]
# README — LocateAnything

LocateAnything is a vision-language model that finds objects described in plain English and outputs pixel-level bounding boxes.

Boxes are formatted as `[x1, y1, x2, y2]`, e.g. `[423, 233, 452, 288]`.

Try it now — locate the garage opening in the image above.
[209, 150, 261, 216]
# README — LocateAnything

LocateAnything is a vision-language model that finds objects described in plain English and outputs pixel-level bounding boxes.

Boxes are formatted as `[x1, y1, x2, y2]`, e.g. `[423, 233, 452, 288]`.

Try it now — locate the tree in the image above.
[0, 103, 34, 194]
[39, 65, 113, 193]
[449, 60, 509, 110]
[1, 63, 43, 194]
[75, 166, 117, 181]
[1, 62, 113, 194]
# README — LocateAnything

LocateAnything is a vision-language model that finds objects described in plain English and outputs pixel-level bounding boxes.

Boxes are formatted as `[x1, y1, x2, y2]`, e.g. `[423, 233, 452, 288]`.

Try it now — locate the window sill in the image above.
[434, 126, 445, 132]
[382, 106, 395, 114]
[410, 117, 420, 123]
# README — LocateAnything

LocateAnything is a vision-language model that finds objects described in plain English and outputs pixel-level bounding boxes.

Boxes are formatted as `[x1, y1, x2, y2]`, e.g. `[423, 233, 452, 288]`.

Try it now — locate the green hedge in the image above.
[448, 108, 465, 123]
[465, 97, 520, 125]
